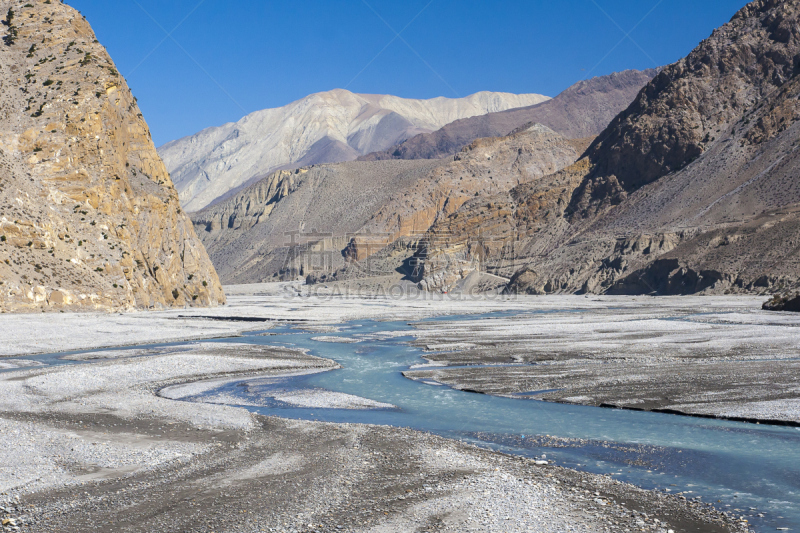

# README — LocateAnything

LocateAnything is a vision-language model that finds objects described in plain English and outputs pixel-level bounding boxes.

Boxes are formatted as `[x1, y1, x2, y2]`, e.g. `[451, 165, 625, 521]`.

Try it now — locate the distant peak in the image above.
[521, 123, 557, 135]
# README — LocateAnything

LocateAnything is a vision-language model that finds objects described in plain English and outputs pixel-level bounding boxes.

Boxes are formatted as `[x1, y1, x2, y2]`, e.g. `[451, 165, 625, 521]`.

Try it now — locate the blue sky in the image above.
[65, 0, 750, 147]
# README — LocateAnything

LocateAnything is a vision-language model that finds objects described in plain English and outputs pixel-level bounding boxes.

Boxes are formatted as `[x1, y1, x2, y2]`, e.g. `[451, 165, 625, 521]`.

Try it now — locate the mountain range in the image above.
[360, 69, 657, 161]
[158, 90, 550, 212]
[189, 68, 657, 285]
[191, 0, 800, 297]
[192, 124, 591, 285]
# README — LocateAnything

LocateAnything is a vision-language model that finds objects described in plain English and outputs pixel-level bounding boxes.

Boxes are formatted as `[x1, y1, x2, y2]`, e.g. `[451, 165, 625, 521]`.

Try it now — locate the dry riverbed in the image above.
[0, 286, 769, 532]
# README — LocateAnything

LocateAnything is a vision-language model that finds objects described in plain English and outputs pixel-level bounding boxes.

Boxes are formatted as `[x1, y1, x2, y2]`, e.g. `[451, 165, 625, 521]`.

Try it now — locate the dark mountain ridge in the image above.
[359, 69, 657, 162]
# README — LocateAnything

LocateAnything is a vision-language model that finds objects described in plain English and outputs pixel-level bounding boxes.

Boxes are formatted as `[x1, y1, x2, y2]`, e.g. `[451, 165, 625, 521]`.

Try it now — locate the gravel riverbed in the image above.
[0, 348, 750, 533]
[0, 288, 771, 532]
[403, 305, 800, 425]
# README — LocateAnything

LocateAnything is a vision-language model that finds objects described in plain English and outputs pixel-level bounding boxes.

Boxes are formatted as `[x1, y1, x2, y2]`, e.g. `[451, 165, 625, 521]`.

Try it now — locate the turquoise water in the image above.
[5, 312, 800, 531]
[196, 316, 800, 532]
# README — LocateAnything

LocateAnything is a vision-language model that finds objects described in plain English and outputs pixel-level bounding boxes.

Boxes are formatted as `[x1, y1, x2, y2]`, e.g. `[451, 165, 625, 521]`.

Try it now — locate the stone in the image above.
[763, 294, 800, 312]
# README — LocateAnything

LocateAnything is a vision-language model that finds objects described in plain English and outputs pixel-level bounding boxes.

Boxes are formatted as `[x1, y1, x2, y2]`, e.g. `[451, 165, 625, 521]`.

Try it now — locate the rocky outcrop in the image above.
[763, 293, 800, 311]
[415, 158, 592, 292]
[192, 169, 307, 237]
[606, 260, 726, 296]
[359, 69, 656, 161]
[159, 90, 550, 212]
[0, 0, 224, 313]
[353, 125, 592, 256]
[191, 160, 448, 284]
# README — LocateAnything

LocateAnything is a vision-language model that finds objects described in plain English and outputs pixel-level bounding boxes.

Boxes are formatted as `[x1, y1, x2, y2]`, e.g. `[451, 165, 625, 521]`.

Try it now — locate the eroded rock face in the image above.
[0, 0, 225, 312]
[192, 169, 307, 239]
[416, 158, 592, 292]
[191, 160, 447, 284]
[355, 125, 593, 255]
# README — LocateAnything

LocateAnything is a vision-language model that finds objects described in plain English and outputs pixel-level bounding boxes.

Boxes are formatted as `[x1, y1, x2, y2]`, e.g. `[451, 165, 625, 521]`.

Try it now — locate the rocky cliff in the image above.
[359, 69, 656, 162]
[0, 0, 225, 312]
[159, 90, 550, 212]
[343, 125, 592, 267]
[415, 0, 800, 296]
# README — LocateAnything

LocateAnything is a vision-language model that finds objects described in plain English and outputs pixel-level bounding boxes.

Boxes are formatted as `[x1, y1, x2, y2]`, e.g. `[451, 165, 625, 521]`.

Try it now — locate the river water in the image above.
[6, 312, 800, 531]
[195, 316, 800, 533]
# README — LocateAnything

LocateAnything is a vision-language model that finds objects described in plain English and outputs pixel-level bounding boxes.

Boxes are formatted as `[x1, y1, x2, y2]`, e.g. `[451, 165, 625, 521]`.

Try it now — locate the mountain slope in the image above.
[192, 125, 589, 285]
[568, 0, 800, 215]
[0, 0, 224, 312]
[158, 90, 550, 212]
[359, 69, 656, 162]
[191, 160, 447, 284]
[415, 0, 800, 296]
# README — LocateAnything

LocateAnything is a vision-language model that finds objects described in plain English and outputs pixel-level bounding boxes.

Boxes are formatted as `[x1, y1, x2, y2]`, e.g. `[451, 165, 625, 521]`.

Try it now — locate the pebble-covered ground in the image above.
[0, 411, 749, 533]
[0, 339, 749, 532]
[403, 304, 800, 425]
[0, 287, 769, 532]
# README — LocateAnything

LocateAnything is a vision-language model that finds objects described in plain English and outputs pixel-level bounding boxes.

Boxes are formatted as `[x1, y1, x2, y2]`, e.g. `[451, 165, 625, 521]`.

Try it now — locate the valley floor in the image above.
[0, 285, 785, 532]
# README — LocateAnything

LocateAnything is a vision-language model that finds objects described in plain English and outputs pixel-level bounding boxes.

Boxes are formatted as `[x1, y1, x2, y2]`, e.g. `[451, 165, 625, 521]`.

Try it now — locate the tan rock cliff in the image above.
[0, 0, 224, 312]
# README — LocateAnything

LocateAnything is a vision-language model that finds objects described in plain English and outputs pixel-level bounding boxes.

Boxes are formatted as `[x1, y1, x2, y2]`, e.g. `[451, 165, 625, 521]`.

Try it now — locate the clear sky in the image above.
[65, 0, 751, 147]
